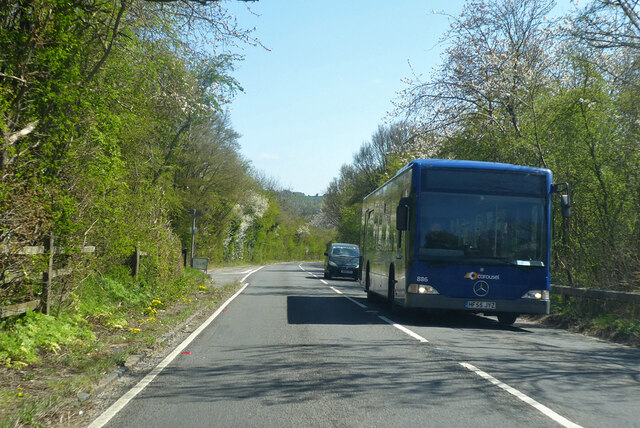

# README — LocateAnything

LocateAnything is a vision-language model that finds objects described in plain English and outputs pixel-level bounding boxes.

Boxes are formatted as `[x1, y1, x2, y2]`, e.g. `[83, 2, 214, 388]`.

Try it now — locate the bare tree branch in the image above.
[6, 121, 38, 146]
[0, 73, 27, 84]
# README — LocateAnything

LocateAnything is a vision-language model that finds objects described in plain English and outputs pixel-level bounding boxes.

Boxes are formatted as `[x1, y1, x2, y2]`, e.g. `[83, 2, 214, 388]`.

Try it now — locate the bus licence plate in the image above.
[465, 301, 496, 310]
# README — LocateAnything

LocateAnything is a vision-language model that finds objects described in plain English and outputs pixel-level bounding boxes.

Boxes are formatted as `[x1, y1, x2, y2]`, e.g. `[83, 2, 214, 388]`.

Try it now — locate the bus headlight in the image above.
[408, 284, 439, 294]
[521, 290, 549, 300]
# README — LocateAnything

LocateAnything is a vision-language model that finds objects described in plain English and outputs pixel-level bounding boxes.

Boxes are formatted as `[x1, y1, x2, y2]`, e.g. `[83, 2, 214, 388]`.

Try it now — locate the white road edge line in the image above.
[459, 362, 583, 428]
[88, 266, 264, 428]
[241, 266, 264, 283]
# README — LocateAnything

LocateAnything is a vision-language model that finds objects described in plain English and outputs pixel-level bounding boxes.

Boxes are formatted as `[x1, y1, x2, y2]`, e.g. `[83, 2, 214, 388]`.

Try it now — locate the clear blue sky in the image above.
[224, 0, 574, 196]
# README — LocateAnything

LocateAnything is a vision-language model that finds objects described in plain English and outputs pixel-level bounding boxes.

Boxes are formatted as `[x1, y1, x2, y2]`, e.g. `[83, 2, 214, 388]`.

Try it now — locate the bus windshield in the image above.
[331, 246, 359, 257]
[418, 192, 546, 266]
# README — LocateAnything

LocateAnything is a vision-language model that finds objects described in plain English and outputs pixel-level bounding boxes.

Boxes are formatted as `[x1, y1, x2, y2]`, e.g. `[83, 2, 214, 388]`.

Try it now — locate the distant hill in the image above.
[272, 190, 332, 229]
[275, 190, 325, 219]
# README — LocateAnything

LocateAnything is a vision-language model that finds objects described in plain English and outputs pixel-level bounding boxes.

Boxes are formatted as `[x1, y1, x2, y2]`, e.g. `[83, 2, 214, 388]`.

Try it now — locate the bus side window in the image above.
[367, 210, 374, 250]
[375, 218, 380, 248]
[384, 216, 391, 250]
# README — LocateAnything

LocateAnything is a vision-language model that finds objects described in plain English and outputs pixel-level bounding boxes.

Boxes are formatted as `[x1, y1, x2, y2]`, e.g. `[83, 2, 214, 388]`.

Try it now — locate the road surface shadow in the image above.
[287, 296, 384, 325]
[286, 294, 530, 333]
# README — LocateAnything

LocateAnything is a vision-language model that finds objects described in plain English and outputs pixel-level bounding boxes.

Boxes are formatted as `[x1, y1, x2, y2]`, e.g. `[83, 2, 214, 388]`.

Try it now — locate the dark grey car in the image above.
[323, 243, 360, 280]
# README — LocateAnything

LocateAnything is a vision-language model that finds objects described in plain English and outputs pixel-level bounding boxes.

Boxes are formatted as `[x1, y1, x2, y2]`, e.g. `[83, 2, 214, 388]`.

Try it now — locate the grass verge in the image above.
[537, 295, 640, 347]
[0, 268, 241, 427]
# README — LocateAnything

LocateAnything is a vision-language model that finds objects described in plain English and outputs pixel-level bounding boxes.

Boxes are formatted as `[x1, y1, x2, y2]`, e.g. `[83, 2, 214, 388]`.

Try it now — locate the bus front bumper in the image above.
[404, 294, 549, 315]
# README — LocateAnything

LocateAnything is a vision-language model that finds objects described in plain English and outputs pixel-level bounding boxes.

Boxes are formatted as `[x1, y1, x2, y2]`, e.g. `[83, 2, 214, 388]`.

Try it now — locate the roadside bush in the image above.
[75, 267, 151, 327]
[75, 265, 206, 326]
[0, 311, 95, 368]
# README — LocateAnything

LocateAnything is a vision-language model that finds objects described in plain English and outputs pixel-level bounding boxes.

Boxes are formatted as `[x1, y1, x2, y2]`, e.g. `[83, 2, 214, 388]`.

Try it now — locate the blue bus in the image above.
[360, 159, 570, 325]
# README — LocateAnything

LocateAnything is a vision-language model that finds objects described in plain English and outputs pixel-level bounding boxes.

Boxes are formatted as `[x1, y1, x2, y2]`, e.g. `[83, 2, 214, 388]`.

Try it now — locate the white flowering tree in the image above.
[572, 0, 640, 49]
[397, 0, 558, 167]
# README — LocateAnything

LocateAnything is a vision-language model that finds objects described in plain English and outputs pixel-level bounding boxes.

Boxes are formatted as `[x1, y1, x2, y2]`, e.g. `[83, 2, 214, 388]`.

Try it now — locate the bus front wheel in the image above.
[365, 267, 374, 301]
[497, 313, 518, 325]
[387, 268, 396, 312]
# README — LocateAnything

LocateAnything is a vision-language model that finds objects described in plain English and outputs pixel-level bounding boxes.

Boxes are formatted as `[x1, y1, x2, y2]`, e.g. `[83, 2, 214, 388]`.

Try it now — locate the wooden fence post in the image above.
[41, 233, 54, 315]
[132, 243, 147, 278]
[134, 242, 140, 279]
[0, 241, 95, 318]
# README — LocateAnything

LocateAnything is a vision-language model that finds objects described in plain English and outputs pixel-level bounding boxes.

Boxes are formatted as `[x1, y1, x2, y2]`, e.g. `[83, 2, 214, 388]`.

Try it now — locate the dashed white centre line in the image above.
[299, 262, 582, 428]
[377, 315, 429, 343]
[459, 363, 583, 428]
[329, 286, 367, 308]
[299, 264, 428, 341]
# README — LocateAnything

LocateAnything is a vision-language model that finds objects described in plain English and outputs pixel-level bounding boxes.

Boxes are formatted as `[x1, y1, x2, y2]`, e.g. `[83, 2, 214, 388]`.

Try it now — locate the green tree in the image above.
[0, 0, 260, 306]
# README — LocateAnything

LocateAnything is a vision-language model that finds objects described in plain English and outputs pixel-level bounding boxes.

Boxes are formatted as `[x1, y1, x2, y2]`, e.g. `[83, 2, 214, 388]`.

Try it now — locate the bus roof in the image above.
[364, 159, 552, 201]
[406, 159, 551, 175]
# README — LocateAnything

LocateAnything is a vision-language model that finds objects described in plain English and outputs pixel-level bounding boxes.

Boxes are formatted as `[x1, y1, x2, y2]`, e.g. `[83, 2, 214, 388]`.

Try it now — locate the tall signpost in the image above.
[187, 209, 202, 267]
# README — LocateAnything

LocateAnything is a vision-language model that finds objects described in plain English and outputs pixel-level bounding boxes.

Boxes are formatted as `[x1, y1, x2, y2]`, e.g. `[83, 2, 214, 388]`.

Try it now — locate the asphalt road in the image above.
[91, 262, 640, 428]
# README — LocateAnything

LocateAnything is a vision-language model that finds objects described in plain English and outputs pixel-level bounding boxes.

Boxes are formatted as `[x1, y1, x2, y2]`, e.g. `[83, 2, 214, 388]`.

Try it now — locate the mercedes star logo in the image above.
[473, 281, 489, 297]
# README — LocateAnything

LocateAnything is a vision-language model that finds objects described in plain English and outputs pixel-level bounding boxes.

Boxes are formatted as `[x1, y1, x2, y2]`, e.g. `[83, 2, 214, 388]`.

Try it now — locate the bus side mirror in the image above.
[561, 194, 571, 218]
[552, 182, 571, 218]
[396, 198, 409, 231]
